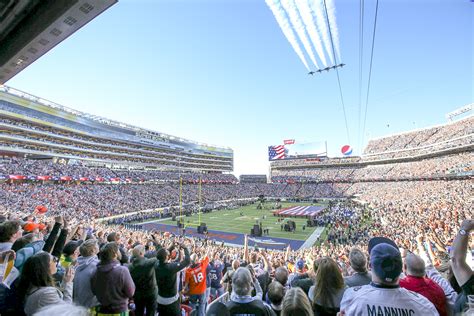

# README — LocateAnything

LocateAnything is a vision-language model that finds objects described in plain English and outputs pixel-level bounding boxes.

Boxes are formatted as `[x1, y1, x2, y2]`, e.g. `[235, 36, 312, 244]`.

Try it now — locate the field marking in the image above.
[299, 226, 325, 250]
[140, 203, 326, 242]
[158, 216, 318, 240]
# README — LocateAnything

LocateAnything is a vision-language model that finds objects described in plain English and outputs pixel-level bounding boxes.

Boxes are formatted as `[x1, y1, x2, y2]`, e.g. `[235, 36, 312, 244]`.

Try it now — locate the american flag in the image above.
[268, 145, 286, 160]
[274, 205, 324, 217]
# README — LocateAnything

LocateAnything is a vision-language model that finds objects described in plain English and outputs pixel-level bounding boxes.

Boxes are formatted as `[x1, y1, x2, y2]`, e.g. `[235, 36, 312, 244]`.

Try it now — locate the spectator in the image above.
[185, 252, 210, 316]
[0, 221, 22, 251]
[11, 233, 35, 252]
[155, 242, 190, 316]
[290, 269, 313, 296]
[281, 287, 313, 316]
[225, 267, 275, 316]
[267, 281, 285, 316]
[274, 267, 289, 288]
[206, 301, 231, 316]
[60, 240, 82, 269]
[344, 248, 371, 287]
[222, 259, 240, 294]
[18, 252, 74, 316]
[208, 253, 225, 299]
[340, 237, 439, 315]
[91, 242, 135, 315]
[399, 253, 447, 316]
[288, 259, 307, 285]
[308, 257, 346, 316]
[106, 232, 129, 265]
[129, 244, 158, 316]
[34, 303, 89, 316]
[73, 239, 100, 308]
[450, 219, 474, 314]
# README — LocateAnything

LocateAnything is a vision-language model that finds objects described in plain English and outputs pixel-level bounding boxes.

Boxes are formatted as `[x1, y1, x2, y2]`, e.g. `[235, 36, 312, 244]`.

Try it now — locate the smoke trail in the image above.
[280, 0, 319, 69]
[309, 0, 334, 65]
[265, 0, 310, 70]
[296, 0, 328, 67]
[325, 0, 341, 62]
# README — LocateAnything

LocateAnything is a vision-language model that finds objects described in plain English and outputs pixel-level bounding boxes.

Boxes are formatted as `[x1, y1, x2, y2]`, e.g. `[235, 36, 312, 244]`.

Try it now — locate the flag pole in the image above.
[198, 176, 202, 226]
[179, 176, 182, 230]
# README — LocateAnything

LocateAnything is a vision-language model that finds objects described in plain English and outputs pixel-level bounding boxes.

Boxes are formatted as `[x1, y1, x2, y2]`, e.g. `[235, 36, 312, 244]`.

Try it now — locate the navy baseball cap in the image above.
[296, 259, 305, 271]
[368, 236, 398, 254]
[369, 238, 402, 283]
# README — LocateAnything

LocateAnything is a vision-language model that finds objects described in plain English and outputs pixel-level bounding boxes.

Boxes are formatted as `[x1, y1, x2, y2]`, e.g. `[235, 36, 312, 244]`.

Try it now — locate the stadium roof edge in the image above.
[0, 0, 118, 84]
[0, 85, 233, 151]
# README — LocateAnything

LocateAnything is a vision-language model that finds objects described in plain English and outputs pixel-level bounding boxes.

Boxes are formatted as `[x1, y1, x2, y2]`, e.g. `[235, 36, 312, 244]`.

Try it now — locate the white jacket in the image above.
[340, 284, 439, 316]
[24, 282, 73, 316]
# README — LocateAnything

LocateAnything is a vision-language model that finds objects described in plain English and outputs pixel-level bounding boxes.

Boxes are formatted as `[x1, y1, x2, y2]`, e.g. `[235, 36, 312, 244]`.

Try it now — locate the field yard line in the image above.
[299, 227, 324, 250]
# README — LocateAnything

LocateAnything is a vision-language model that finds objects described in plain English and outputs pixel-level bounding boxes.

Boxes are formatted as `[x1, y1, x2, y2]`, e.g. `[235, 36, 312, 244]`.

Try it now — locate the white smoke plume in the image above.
[265, 0, 310, 70]
[280, 0, 319, 69]
[325, 0, 341, 62]
[309, 0, 334, 65]
[296, 0, 328, 67]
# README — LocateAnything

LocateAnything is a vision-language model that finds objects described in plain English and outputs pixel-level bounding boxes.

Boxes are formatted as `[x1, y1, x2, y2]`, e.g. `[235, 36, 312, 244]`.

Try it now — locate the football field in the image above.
[157, 202, 325, 241]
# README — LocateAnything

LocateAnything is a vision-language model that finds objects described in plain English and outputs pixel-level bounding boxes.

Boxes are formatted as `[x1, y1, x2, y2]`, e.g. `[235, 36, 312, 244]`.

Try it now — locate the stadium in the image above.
[0, 1, 472, 316]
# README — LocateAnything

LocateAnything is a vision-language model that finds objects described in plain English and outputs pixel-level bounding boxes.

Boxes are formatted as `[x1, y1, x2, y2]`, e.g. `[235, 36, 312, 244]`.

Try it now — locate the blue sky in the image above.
[6, 0, 473, 176]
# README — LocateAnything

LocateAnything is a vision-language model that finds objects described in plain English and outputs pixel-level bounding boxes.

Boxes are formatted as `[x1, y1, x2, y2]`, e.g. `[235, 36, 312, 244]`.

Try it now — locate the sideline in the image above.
[299, 226, 324, 250]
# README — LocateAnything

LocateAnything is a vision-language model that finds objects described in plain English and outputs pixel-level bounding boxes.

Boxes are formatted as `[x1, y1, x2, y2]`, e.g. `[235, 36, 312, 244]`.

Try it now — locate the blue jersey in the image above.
[207, 261, 224, 289]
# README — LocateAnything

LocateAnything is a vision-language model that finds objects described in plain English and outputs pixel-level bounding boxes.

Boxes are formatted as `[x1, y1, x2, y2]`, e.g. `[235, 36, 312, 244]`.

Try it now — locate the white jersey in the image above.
[340, 284, 439, 316]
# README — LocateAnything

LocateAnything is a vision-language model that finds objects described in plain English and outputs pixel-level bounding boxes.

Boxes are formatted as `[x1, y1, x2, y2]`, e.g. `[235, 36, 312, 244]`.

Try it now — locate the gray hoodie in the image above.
[73, 255, 99, 308]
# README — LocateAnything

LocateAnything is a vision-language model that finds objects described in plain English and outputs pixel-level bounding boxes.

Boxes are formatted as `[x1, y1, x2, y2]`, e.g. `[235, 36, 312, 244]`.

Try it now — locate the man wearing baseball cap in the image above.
[340, 237, 439, 315]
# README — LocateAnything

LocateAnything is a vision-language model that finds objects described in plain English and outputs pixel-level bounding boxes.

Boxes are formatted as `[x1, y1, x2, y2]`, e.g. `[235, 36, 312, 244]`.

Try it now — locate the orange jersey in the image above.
[185, 256, 209, 295]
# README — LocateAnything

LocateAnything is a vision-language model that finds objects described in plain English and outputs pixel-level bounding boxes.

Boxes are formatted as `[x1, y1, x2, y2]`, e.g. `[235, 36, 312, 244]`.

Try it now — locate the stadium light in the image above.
[446, 104, 473, 121]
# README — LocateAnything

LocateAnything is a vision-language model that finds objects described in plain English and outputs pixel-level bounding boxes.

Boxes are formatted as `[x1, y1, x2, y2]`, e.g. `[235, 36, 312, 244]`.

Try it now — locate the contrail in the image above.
[295, 0, 328, 67]
[265, 0, 310, 70]
[325, 0, 341, 62]
[309, 0, 334, 65]
[280, 0, 319, 69]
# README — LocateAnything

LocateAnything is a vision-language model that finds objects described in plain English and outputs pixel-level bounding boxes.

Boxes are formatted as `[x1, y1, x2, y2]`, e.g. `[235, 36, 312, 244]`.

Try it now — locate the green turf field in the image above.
[158, 202, 325, 241]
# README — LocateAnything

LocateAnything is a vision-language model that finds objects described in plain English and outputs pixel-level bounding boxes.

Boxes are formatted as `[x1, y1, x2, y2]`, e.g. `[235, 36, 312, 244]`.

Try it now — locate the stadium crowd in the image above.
[0, 181, 343, 219]
[0, 199, 472, 316]
[271, 152, 473, 183]
[0, 115, 472, 315]
[0, 170, 472, 316]
[0, 157, 236, 183]
[363, 115, 473, 155]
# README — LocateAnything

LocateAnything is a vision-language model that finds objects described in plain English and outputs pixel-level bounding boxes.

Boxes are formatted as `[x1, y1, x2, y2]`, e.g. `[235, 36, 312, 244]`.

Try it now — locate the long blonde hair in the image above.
[281, 287, 314, 316]
[313, 257, 344, 307]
